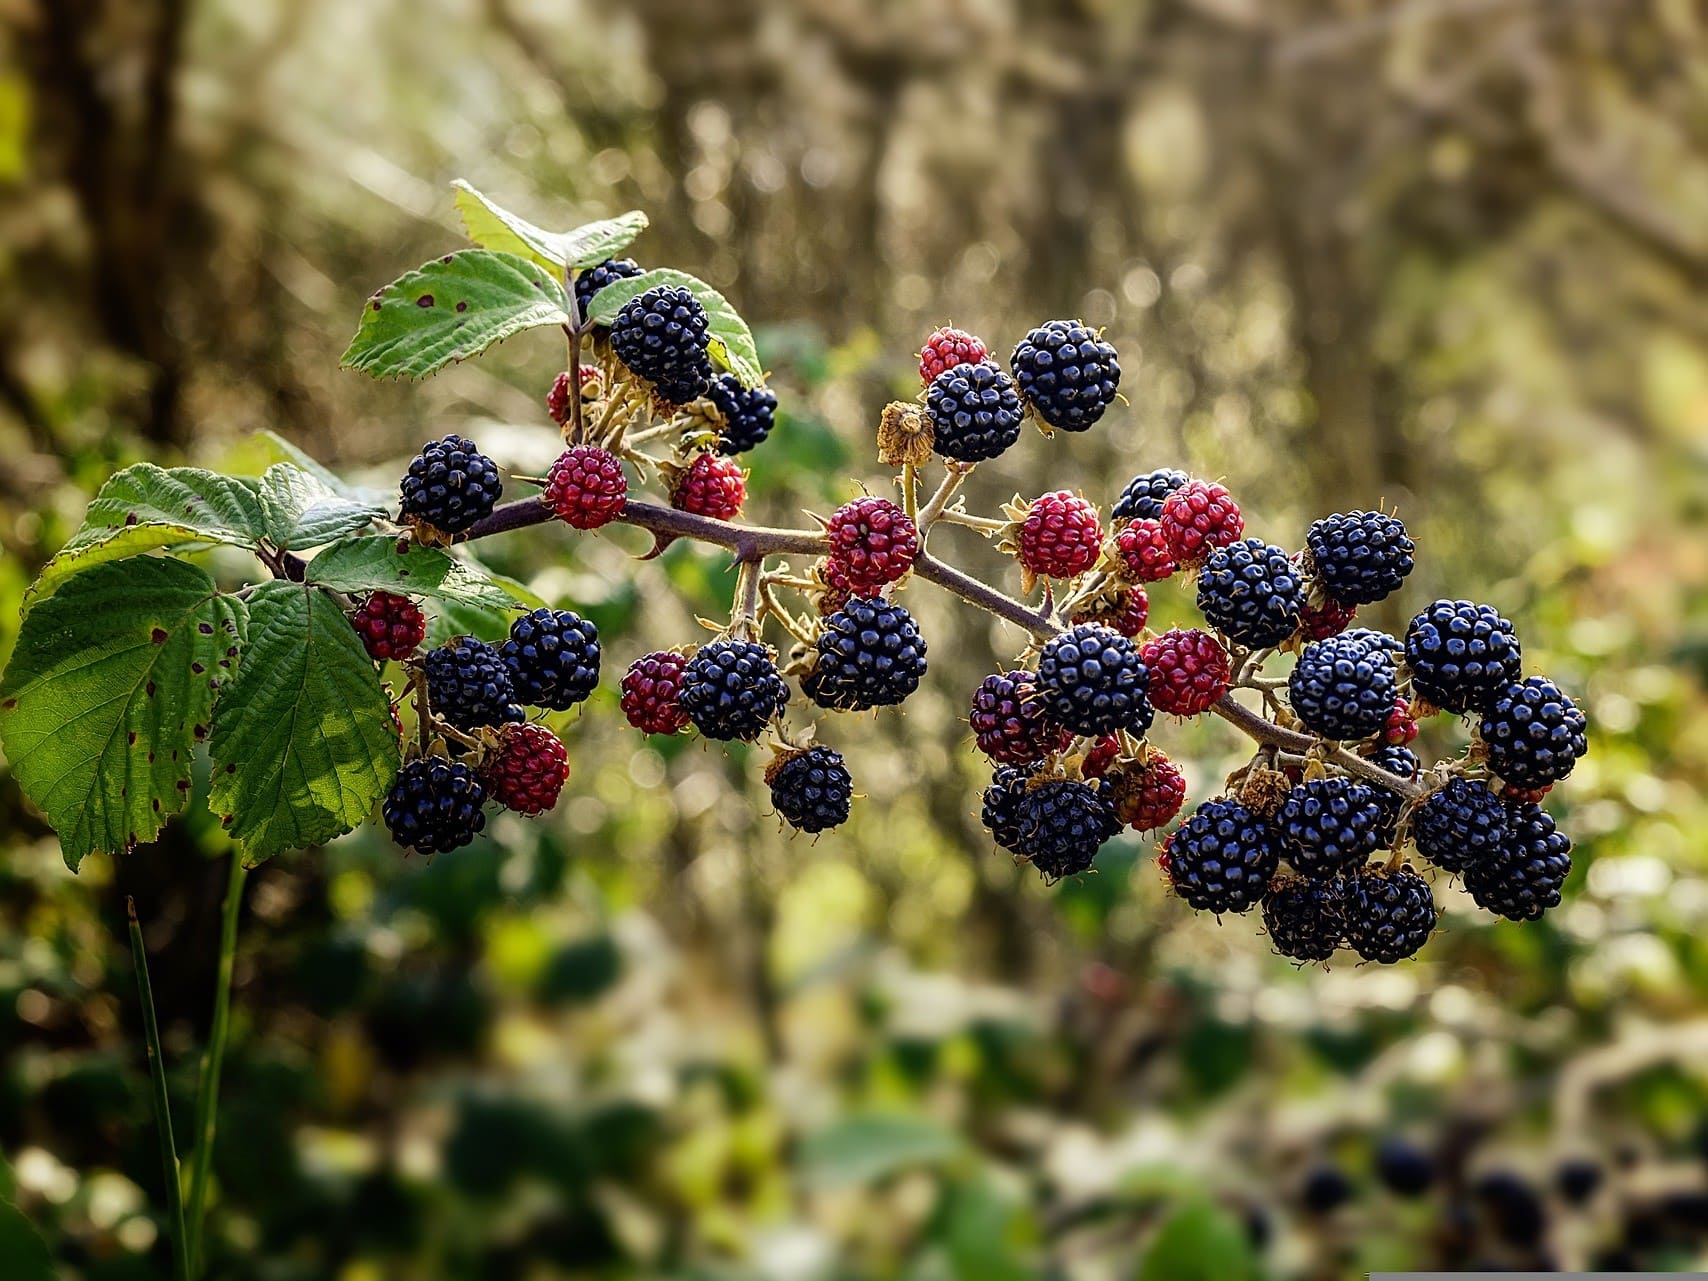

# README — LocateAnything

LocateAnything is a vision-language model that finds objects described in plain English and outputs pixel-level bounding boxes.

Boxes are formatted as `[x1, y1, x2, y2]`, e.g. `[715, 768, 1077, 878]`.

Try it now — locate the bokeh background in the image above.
[4, 0, 1708, 1276]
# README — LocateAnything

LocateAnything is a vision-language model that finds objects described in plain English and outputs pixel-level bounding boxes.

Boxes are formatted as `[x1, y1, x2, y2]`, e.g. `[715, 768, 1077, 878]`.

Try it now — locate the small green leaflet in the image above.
[208, 582, 401, 861]
[452, 180, 648, 271]
[1135, 1199, 1264, 1281]
[256, 463, 387, 550]
[584, 268, 764, 388]
[340, 249, 571, 379]
[245, 429, 392, 507]
[0, 558, 245, 871]
[304, 535, 519, 609]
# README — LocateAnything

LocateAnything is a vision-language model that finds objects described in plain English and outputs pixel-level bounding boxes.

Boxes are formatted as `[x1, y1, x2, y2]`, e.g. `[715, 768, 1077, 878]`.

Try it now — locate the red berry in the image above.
[812, 557, 860, 617]
[918, 326, 988, 384]
[546, 368, 600, 425]
[1112, 518, 1177, 582]
[544, 445, 628, 529]
[1139, 628, 1231, 717]
[1501, 783, 1552, 805]
[350, 591, 426, 661]
[1109, 751, 1188, 831]
[1158, 479, 1243, 564]
[1017, 490, 1102, 579]
[485, 723, 570, 815]
[671, 452, 746, 521]
[1082, 735, 1121, 779]
[1381, 696, 1418, 746]
[621, 651, 691, 735]
[826, 496, 919, 591]
[969, 670, 1074, 764]
[1298, 594, 1358, 641]
[1072, 585, 1150, 638]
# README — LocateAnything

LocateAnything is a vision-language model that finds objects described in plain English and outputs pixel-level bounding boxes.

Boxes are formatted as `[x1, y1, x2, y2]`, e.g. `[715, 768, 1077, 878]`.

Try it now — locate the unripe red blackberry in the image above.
[811, 556, 858, 617]
[610, 283, 712, 405]
[1304, 510, 1415, 606]
[1035, 623, 1153, 737]
[399, 434, 503, 536]
[350, 591, 426, 661]
[1016, 490, 1102, 579]
[918, 326, 987, 384]
[543, 446, 627, 530]
[1380, 697, 1418, 747]
[766, 745, 854, 833]
[1412, 777, 1507, 874]
[926, 360, 1024, 462]
[1111, 518, 1177, 583]
[1106, 750, 1187, 831]
[1167, 798, 1281, 913]
[383, 758, 487, 855]
[1288, 633, 1399, 741]
[546, 366, 601, 425]
[670, 452, 747, 521]
[1010, 320, 1122, 432]
[1081, 735, 1121, 779]
[1297, 594, 1358, 642]
[807, 597, 928, 710]
[1196, 539, 1306, 649]
[620, 650, 691, 735]
[1342, 864, 1437, 963]
[1277, 778, 1387, 878]
[1477, 677, 1588, 790]
[1463, 801, 1572, 921]
[969, 670, 1073, 764]
[1263, 874, 1346, 963]
[1071, 585, 1149, 638]
[484, 723, 570, 816]
[1139, 628, 1230, 717]
[1158, 479, 1243, 565]
[1403, 599, 1522, 714]
[678, 637, 790, 741]
[1112, 467, 1189, 523]
[1016, 778, 1113, 881]
[826, 496, 919, 591]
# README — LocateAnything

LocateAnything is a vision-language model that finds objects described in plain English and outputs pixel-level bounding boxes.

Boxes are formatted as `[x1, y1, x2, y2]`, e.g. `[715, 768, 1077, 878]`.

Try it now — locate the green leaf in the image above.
[208, 583, 400, 860]
[341, 249, 571, 379]
[798, 1114, 961, 1187]
[242, 430, 392, 507]
[304, 536, 520, 609]
[0, 558, 245, 870]
[452, 180, 647, 271]
[584, 268, 763, 387]
[423, 596, 517, 650]
[1134, 1199, 1263, 1281]
[256, 464, 387, 550]
[25, 522, 221, 610]
[0, 1197, 58, 1281]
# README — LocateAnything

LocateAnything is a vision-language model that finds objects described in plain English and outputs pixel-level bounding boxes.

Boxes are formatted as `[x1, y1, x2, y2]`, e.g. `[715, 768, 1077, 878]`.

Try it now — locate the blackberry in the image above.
[1556, 1159, 1603, 1206]
[1166, 798, 1281, 914]
[1034, 623, 1153, 737]
[1478, 677, 1588, 789]
[826, 496, 919, 591]
[1111, 517, 1177, 582]
[1472, 1171, 1547, 1249]
[925, 360, 1024, 462]
[670, 451, 746, 521]
[766, 746, 854, 833]
[969, 670, 1072, 765]
[424, 637, 525, 733]
[1071, 584, 1149, 637]
[1112, 467, 1189, 523]
[678, 637, 790, 741]
[704, 371, 778, 455]
[400, 434, 503, 535]
[543, 445, 627, 529]
[1375, 1139, 1436, 1198]
[982, 765, 1033, 854]
[1297, 595, 1358, 642]
[1016, 490, 1103, 579]
[1106, 751, 1188, 831]
[1139, 628, 1230, 717]
[1463, 802, 1572, 921]
[1366, 744, 1420, 845]
[1342, 865, 1436, 963]
[1196, 539, 1306, 648]
[1010, 319, 1121, 432]
[1304, 510, 1415, 606]
[1277, 778, 1387, 877]
[610, 283, 712, 405]
[1016, 778, 1112, 881]
[573, 256, 644, 321]
[807, 597, 927, 710]
[620, 650, 691, 735]
[350, 591, 426, 662]
[1404, 600, 1522, 713]
[500, 608, 601, 711]
[1263, 874, 1346, 962]
[1158, 479, 1244, 564]
[1412, 777, 1507, 874]
[1288, 633, 1399, 741]
[484, 723, 569, 816]
[918, 326, 987, 384]
[383, 758, 487, 855]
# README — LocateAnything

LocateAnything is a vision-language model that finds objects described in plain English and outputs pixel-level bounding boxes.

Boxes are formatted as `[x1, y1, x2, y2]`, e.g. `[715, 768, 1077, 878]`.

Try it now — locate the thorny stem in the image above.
[916, 463, 974, 531]
[733, 558, 763, 635]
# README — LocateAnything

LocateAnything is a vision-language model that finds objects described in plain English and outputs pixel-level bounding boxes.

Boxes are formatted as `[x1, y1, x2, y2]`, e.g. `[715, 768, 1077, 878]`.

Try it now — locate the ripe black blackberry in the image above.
[424, 637, 525, 733]
[1342, 865, 1437, 963]
[610, 283, 712, 405]
[678, 637, 790, 741]
[1478, 676, 1588, 789]
[1366, 744, 1420, 846]
[1009, 319, 1121, 431]
[969, 669, 1072, 764]
[1166, 798, 1282, 914]
[499, 608, 601, 711]
[383, 758, 487, 854]
[1277, 778, 1387, 877]
[1463, 801, 1572, 921]
[1412, 777, 1508, 874]
[1263, 874, 1346, 962]
[399, 434, 503, 535]
[1033, 623, 1154, 737]
[1288, 633, 1399, 742]
[1404, 599, 1522, 713]
[1304, 510, 1415, 606]
[766, 746, 853, 833]
[1375, 1138, 1436, 1198]
[573, 256, 644, 321]
[704, 371, 778, 455]
[1112, 467, 1189, 522]
[1196, 539, 1306, 649]
[807, 597, 927, 710]
[1016, 778, 1112, 882]
[981, 765, 1033, 854]
[925, 360, 1024, 462]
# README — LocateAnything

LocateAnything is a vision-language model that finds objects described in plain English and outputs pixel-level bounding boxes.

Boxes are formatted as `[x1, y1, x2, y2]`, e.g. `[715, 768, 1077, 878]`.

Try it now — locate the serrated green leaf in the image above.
[341, 249, 570, 379]
[0, 558, 245, 870]
[585, 268, 763, 387]
[242, 430, 392, 507]
[208, 583, 400, 860]
[25, 523, 220, 609]
[799, 1114, 961, 1187]
[0, 1196, 58, 1281]
[1134, 1199, 1263, 1281]
[304, 535, 520, 609]
[424, 597, 516, 650]
[257, 464, 387, 550]
[452, 180, 648, 272]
